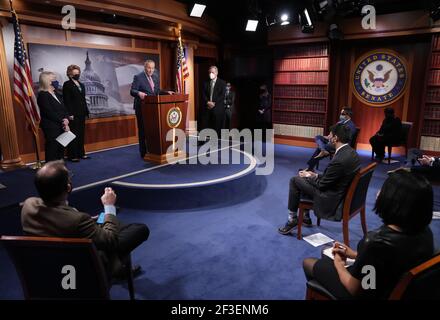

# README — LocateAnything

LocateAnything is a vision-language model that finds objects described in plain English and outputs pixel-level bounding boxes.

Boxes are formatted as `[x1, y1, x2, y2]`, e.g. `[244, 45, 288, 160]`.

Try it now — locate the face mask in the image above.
[259, 89, 266, 94]
[339, 115, 347, 122]
[72, 74, 80, 81]
[209, 72, 216, 80]
[51, 80, 59, 89]
[226, 86, 231, 91]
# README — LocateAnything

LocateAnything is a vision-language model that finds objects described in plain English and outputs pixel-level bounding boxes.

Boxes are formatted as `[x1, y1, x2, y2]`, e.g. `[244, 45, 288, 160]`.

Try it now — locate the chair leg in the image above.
[297, 208, 304, 240]
[361, 207, 368, 235]
[388, 146, 392, 165]
[343, 219, 349, 246]
[317, 218, 321, 226]
[306, 286, 313, 300]
[125, 255, 135, 300]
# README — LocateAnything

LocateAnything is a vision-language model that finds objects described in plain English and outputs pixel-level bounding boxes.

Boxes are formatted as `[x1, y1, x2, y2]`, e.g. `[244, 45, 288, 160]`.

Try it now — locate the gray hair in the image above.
[39, 71, 55, 92]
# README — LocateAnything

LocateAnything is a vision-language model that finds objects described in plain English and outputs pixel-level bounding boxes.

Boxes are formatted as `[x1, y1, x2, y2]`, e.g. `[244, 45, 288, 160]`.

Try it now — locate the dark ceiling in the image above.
[177, 0, 437, 44]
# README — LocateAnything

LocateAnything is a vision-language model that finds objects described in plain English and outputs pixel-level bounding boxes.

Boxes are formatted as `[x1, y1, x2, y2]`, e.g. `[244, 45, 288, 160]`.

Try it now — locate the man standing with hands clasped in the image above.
[201, 66, 226, 140]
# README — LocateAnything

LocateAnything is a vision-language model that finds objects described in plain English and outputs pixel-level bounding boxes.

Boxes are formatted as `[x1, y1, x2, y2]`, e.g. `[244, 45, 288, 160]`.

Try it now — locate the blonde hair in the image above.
[66, 64, 81, 77]
[39, 71, 55, 92]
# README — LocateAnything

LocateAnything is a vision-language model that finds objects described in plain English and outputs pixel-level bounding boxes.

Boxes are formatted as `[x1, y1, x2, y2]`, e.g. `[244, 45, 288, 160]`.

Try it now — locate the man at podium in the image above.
[130, 60, 160, 158]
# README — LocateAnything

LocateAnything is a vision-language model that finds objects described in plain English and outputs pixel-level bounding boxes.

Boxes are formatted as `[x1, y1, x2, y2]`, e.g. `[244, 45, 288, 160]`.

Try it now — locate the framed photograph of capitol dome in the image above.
[351, 49, 409, 107]
[28, 43, 159, 118]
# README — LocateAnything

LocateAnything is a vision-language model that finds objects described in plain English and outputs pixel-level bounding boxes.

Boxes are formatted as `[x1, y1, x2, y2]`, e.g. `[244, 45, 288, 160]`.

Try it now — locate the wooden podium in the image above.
[141, 94, 188, 164]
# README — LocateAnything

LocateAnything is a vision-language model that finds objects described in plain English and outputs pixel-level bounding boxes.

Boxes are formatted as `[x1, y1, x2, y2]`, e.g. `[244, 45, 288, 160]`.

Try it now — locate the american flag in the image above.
[176, 34, 189, 93]
[11, 9, 40, 134]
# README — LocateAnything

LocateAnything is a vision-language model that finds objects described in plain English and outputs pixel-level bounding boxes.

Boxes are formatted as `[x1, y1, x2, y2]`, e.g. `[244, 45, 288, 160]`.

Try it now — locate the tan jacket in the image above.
[21, 197, 121, 276]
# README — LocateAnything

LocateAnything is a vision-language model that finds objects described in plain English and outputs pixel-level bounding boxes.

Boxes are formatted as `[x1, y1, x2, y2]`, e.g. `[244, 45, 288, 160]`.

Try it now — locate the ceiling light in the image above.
[246, 20, 259, 32]
[190, 3, 206, 18]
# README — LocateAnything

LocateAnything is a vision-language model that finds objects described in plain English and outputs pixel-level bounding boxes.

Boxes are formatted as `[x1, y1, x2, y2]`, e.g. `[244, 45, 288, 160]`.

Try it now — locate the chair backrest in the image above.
[343, 162, 377, 217]
[399, 122, 412, 145]
[0, 236, 110, 300]
[350, 127, 361, 149]
[389, 252, 440, 300]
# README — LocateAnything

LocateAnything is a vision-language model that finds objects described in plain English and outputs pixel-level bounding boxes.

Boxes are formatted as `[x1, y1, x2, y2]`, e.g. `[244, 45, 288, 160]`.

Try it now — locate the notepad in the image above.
[303, 233, 334, 247]
[56, 131, 76, 147]
[323, 247, 355, 267]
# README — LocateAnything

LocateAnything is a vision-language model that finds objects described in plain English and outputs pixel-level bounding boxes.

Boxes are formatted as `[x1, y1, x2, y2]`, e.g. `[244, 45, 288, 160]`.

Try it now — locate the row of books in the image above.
[425, 105, 440, 119]
[421, 119, 440, 136]
[274, 57, 329, 71]
[273, 85, 327, 98]
[428, 69, 440, 84]
[420, 136, 440, 151]
[274, 72, 328, 85]
[431, 53, 440, 69]
[273, 112, 326, 126]
[275, 44, 328, 59]
[433, 35, 440, 51]
[273, 99, 326, 112]
[426, 88, 440, 102]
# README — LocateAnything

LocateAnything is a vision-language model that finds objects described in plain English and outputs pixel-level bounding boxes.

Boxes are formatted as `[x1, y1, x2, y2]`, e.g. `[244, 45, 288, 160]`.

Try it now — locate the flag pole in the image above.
[31, 129, 43, 169]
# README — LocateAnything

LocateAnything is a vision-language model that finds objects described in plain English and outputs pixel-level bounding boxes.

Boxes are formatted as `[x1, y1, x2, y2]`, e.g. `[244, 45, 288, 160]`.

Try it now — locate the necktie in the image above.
[148, 76, 155, 93]
[210, 80, 215, 101]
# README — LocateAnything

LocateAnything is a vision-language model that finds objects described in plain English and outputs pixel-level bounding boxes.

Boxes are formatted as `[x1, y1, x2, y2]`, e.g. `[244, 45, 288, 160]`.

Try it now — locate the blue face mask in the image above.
[51, 80, 60, 89]
[339, 115, 347, 122]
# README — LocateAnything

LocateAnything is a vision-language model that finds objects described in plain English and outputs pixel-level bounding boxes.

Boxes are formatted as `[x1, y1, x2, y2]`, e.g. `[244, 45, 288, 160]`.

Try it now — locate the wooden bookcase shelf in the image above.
[423, 35, 440, 139]
[273, 43, 329, 138]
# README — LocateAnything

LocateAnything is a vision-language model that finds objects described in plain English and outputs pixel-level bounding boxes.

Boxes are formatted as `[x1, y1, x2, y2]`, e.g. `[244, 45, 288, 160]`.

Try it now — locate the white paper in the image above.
[56, 131, 76, 147]
[0, 183, 6, 190]
[323, 247, 355, 267]
[303, 232, 334, 247]
[433, 212, 440, 220]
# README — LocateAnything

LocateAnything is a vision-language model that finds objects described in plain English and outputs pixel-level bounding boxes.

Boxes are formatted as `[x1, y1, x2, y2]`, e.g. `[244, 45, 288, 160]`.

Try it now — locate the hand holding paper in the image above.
[56, 131, 76, 147]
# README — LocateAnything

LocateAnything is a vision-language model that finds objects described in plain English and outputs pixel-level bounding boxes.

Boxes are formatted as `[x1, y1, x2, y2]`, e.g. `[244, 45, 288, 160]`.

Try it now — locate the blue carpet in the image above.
[0, 144, 439, 300]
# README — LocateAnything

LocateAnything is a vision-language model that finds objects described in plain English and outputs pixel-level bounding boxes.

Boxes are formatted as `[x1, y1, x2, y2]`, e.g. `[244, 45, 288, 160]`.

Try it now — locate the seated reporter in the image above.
[403, 148, 440, 181]
[303, 170, 434, 299]
[21, 160, 149, 278]
[279, 124, 360, 234]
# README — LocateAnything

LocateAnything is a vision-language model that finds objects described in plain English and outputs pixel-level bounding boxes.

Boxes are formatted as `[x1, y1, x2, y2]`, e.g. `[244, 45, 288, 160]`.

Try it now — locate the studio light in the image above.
[246, 19, 259, 32]
[304, 9, 312, 26]
[280, 13, 290, 26]
[189, 3, 206, 18]
[299, 8, 314, 33]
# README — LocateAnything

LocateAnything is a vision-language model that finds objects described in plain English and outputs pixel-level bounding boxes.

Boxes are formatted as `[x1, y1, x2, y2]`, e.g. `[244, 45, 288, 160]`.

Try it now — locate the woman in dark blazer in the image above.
[63, 64, 90, 162]
[37, 71, 70, 162]
[302, 170, 434, 299]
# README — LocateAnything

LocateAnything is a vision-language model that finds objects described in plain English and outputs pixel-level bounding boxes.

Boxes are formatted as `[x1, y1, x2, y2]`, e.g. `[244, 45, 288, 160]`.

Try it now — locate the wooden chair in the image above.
[297, 162, 377, 245]
[306, 252, 440, 300]
[0, 236, 135, 300]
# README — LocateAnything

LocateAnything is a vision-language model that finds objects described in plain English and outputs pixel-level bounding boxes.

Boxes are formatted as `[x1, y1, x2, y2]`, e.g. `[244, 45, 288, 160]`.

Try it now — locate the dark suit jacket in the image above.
[62, 79, 89, 118]
[378, 116, 402, 143]
[202, 77, 226, 114]
[37, 91, 69, 130]
[130, 71, 160, 110]
[308, 145, 361, 220]
[21, 197, 122, 276]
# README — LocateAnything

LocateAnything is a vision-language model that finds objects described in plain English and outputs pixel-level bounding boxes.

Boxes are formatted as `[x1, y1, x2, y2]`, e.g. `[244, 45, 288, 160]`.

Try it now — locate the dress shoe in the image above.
[314, 150, 330, 159]
[278, 219, 298, 235]
[303, 216, 313, 227]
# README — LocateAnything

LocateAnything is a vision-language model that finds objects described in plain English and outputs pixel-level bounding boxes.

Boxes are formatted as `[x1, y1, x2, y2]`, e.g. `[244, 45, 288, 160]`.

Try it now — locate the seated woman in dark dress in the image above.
[303, 170, 434, 299]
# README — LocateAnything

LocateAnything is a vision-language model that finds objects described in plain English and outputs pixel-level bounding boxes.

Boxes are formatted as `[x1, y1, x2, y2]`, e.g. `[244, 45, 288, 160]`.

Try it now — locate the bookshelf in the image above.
[421, 35, 440, 151]
[273, 43, 329, 140]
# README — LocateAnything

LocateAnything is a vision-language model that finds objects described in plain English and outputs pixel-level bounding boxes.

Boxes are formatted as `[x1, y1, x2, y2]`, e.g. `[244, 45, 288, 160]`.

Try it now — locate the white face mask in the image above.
[209, 72, 216, 80]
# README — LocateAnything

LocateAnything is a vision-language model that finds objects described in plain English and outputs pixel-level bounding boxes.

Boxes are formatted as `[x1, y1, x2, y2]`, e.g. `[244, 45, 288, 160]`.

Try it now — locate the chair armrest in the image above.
[307, 280, 338, 300]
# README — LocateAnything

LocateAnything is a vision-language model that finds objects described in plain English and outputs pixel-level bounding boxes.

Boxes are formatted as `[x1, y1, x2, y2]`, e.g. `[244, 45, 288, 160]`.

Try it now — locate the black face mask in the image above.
[72, 74, 80, 81]
[259, 89, 266, 95]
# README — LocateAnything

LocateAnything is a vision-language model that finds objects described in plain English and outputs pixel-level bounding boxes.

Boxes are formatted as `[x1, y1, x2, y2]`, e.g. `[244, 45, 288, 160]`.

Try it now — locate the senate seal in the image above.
[167, 107, 182, 128]
[352, 50, 408, 107]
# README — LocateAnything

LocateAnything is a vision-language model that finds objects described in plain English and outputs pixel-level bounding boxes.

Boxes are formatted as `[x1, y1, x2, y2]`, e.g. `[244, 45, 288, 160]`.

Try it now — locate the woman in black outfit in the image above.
[303, 170, 434, 299]
[63, 64, 90, 162]
[37, 71, 70, 162]
[370, 107, 402, 161]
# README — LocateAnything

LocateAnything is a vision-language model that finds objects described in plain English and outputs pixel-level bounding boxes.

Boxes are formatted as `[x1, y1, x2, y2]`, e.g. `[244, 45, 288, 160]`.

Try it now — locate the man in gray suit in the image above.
[21, 161, 149, 278]
[130, 60, 160, 158]
[279, 123, 361, 234]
